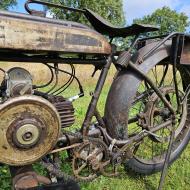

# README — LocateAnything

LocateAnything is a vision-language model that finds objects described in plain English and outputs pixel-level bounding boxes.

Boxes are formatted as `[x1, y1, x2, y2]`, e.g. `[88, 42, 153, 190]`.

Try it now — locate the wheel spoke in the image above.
[75, 163, 87, 174]
[127, 63, 187, 165]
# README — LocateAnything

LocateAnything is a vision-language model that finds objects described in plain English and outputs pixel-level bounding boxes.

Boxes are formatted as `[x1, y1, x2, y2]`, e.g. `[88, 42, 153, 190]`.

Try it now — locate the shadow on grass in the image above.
[125, 169, 158, 190]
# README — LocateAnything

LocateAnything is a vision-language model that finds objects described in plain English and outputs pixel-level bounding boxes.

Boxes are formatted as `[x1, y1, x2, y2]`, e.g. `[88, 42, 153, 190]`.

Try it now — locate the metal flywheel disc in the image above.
[0, 95, 61, 166]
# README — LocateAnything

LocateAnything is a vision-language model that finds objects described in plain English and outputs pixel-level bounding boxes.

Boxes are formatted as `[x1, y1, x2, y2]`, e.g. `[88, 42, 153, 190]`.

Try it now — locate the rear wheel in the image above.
[125, 62, 190, 174]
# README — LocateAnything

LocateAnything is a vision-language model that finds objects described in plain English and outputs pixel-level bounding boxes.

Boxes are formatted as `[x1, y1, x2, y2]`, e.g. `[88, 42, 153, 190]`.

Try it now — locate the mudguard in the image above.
[104, 40, 172, 139]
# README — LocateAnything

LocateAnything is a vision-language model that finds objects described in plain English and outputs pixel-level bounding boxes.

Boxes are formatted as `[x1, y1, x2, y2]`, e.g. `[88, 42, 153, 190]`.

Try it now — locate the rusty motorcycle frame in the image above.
[0, 0, 190, 189]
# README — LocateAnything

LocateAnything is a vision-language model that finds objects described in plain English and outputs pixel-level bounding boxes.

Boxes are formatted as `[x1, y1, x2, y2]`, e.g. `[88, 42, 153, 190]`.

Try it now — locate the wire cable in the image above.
[45, 71, 59, 94]
[50, 64, 74, 95]
[33, 63, 54, 89]
[47, 64, 84, 96]
[55, 65, 76, 95]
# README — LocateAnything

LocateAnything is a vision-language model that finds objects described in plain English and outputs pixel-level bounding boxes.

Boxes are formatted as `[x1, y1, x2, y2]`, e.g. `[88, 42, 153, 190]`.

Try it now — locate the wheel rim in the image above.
[127, 63, 188, 164]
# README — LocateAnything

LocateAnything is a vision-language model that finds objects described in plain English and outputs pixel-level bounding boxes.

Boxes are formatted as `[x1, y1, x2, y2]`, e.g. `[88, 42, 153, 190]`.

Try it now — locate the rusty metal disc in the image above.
[0, 95, 61, 166]
[72, 138, 109, 182]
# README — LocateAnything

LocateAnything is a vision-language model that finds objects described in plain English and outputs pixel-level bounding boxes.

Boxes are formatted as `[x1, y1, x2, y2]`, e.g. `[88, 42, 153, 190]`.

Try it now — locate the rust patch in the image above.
[65, 33, 102, 47]
[181, 37, 190, 65]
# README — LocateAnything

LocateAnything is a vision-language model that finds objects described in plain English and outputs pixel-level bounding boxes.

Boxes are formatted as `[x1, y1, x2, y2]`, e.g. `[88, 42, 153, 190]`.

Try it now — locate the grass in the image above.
[0, 63, 189, 189]
[60, 85, 190, 190]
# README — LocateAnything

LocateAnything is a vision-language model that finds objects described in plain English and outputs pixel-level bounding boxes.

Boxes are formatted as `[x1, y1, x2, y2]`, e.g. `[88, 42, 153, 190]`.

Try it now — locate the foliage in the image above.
[133, 6, 190, 36]
[0, 0, 17, 10]
[47, 0, 125, 26]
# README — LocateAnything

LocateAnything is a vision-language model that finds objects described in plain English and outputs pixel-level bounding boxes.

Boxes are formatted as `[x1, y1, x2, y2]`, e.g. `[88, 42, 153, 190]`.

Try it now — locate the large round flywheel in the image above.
[0, 95, 61, 166]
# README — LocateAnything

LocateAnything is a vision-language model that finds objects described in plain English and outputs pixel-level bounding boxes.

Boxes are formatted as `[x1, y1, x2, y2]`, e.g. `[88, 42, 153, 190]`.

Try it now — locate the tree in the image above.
[48, 0, 125, 26]
[133, 6, 190, 35]
[0, 0, 17, 10]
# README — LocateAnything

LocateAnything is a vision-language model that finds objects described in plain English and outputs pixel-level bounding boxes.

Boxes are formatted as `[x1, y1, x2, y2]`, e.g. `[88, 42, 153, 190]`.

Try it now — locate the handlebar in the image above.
[25, 0, 85, 16]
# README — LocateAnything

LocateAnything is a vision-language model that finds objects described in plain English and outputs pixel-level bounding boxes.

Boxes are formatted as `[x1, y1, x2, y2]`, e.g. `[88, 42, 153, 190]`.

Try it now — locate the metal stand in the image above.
[158, 34, 184, 190]
[158, 115, 176, 190]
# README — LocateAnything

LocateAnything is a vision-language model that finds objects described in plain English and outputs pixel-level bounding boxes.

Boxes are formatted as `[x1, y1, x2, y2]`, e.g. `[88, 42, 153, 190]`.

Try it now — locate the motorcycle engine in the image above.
[0, 67, 75, 166]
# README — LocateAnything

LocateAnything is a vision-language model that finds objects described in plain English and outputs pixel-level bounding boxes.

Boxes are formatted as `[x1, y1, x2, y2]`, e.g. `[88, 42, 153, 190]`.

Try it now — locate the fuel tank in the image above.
[0, 10, 111, 55]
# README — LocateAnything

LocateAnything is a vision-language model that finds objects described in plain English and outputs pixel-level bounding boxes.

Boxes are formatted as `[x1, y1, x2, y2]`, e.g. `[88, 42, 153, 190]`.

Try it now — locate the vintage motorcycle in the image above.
[0, 0, 190, 189]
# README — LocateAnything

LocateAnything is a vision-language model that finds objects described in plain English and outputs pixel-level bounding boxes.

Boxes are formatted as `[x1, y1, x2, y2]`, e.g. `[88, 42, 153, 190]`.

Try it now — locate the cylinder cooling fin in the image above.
[48, 95, 75, 128]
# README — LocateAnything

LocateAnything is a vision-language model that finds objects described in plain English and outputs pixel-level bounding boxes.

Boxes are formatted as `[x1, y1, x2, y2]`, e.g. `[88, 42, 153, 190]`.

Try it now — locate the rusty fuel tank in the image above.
[0, 10, 111, 56]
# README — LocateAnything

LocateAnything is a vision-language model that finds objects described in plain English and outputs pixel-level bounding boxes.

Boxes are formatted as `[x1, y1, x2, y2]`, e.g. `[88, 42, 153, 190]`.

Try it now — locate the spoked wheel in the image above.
[125, 62, 190, 174]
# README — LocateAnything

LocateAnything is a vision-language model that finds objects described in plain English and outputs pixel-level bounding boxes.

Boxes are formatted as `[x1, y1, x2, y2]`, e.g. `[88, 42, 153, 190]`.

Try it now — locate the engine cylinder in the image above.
[48, 96, 75, 128]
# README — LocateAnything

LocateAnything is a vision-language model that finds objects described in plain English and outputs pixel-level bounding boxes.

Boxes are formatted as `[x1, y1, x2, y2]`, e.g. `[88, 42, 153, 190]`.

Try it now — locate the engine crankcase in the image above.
[0, 95, 61, 166]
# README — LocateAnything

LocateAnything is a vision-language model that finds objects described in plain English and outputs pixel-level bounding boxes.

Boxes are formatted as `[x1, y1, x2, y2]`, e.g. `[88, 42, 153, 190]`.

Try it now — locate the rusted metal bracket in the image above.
[180, 35, 190, 65]
[142, 32, 184, 61]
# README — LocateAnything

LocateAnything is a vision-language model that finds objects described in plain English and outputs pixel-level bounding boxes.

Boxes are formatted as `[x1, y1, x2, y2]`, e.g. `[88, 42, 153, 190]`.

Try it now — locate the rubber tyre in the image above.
[125, 64, 190, 175]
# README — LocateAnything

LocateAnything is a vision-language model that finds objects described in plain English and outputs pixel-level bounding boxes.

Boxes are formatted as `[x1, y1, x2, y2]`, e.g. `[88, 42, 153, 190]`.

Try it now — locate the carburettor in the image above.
[4, 67, 33, 98]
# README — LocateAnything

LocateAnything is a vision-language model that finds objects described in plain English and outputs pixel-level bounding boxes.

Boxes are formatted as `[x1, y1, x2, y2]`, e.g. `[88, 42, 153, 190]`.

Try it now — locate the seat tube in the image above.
[82, 56, 112, 136]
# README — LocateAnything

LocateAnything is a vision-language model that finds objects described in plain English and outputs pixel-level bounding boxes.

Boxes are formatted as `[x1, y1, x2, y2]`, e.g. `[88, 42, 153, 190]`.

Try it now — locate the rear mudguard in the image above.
[104, 40, 172, 139]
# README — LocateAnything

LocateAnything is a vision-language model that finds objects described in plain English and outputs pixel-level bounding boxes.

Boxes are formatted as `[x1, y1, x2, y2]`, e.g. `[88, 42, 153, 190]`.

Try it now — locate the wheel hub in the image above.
[142, 86, 185, 142]
[14, 123, 41, 148]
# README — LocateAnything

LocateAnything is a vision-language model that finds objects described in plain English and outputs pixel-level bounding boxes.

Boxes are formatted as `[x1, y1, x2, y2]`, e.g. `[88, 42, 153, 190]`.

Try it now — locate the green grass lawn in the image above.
[0, 79, 190, 190]
[63, 84, 190, 190]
